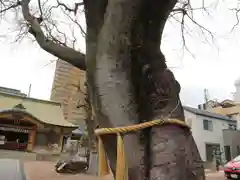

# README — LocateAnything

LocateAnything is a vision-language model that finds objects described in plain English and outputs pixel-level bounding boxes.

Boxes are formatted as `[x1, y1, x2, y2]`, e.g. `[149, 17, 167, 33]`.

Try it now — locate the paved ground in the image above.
[24, 161, 113, 180]
[23, 161, 225, 180]
[205, 171, 225, 180]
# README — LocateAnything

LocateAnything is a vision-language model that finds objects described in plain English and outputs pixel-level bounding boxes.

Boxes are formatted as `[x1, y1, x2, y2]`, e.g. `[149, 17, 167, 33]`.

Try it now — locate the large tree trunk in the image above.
[83, 0, 205, 179]
[131, 1, 206, 179]
[84, 0, 144, 178]
[19, 0, 204, 178]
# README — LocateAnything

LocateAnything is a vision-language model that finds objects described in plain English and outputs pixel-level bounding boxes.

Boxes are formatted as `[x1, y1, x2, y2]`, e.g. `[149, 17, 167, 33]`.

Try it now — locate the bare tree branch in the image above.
[44, 58, 58, 67]
[37, 0, 43, 17]
[0, 1, 20, 13]
[169, 0, 216, 56]
[56, 0, 83, 15]
[20, 0, 86, 70]
[61, 8, 86, 37]
[42, 19, 68, 46]
[230, 7, 240, 31]
[0, 0, 220, 71]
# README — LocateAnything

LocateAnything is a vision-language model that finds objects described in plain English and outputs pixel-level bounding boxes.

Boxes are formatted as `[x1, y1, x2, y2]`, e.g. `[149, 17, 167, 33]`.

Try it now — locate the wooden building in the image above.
[0, 91, 78, 153]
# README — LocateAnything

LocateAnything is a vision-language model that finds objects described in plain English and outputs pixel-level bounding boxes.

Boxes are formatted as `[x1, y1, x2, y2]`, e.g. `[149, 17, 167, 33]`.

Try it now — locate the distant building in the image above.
[0, 91, 77, 153]
[0, 86, 27, 97]
[192, 77, 240, 165]
[50, 59, 86, 126]
[184, 106, 237, 165]
[200, 77, 240, 129]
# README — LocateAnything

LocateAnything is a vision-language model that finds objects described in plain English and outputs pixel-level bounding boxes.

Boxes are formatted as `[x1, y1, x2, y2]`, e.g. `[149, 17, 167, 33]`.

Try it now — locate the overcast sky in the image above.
[0, 0, 239, 108]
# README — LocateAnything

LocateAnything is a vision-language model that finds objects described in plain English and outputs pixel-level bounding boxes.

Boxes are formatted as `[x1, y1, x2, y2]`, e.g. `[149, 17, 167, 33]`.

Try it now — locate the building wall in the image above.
[231, 114, 240, 130]
[223, 129, 240, 160]
[184, 110, 234, 162]
[50, 60, 86, 126]
[0, 86, 27, 97]
[209, 105, 240, 130]
[210, 105, 240, 117]
[35, 132, 48, 146]
[34, 131, 60, 153]
[235, 81, 240, 103]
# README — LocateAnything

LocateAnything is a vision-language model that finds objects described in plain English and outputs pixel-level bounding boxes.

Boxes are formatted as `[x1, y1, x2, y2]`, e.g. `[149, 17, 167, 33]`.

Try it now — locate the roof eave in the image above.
[0, 109, 78, 128]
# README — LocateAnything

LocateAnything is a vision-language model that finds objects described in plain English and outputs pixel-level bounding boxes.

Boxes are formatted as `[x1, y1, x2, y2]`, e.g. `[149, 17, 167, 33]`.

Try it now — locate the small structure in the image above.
[63, 128, 86, 154]
[71, 128, 85, 140]
[0, 91, 78, 153]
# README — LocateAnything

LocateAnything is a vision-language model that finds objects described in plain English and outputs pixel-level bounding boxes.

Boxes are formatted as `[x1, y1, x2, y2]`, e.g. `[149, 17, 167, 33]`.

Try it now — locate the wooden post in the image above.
[58, 133, 64, 152]
[116, 133, 128, 180]
[98, 136, 110, 176]
[27, 129, 36, 152]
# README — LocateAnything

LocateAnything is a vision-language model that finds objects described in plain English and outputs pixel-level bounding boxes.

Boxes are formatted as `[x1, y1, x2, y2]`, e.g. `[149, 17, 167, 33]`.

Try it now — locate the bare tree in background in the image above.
[0, 0, 223, 179]
[51, 71, 95, 151]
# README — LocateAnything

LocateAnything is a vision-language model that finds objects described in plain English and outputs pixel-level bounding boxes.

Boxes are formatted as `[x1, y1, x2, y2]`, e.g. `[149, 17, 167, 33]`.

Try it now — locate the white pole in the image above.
[28, 84, 32, 97]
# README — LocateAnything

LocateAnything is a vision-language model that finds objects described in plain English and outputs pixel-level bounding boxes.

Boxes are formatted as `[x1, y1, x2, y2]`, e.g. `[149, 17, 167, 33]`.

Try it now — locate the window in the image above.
[225, 145, 232, 161]
[237, 146, 240, 155]
[203, 119, 213, 131]
[206, 143, 220, 162]
[228, 124, 237, 130]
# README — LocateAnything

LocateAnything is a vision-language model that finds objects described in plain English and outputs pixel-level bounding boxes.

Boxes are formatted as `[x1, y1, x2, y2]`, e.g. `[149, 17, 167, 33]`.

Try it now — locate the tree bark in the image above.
[130, 0, 206, 179]
[83, 0, 206, 179]
[84, 0, 144, 177]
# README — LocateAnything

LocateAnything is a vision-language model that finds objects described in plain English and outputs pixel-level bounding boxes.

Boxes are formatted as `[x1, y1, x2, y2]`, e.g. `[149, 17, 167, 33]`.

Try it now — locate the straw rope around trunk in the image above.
[95, 118, 190, 180]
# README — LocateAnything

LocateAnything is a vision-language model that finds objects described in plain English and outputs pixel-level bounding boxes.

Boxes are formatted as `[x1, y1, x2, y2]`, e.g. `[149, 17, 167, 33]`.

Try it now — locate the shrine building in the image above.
[0, 91, 78, 153]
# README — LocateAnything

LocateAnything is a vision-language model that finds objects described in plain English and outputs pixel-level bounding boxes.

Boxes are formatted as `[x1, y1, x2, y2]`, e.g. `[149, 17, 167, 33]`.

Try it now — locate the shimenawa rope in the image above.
[95, 118, 190, 180]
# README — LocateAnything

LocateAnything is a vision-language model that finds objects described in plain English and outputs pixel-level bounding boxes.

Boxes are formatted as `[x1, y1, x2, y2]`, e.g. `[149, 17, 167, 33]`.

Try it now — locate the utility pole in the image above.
[28, 84, 32, 97]
[204, 88, 209, 109]
[204, 88, 209, 104]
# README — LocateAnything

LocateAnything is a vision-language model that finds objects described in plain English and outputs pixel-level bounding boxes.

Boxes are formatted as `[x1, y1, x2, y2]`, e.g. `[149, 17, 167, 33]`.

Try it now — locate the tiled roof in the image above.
[184, 106, 236, 123]
[0, 92, 78, 127]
